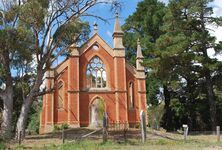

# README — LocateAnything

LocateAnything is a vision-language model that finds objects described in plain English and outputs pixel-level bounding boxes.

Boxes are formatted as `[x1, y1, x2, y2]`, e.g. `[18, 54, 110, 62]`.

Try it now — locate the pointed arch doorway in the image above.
[89, 97, 105, 128]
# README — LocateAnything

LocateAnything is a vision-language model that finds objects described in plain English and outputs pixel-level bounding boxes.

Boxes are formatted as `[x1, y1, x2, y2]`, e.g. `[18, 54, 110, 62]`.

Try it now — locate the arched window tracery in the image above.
[86, 56, 107, 88]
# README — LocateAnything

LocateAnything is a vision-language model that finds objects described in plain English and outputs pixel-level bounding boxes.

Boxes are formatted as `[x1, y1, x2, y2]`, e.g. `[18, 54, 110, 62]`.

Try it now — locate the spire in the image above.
[93, 21, 98, 34]
[113, 12, 123, 34]
[113, 12, 125, 53]
[136, 39, 144, 59]
[136, 39, 145, 72]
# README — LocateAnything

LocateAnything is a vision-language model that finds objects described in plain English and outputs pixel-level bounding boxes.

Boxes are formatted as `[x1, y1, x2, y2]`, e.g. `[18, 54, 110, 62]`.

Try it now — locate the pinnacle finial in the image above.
[93, 21, 98, 34]
[115, 12, 119, 18]
[137, 38, 140, 45]
[137, 38, 144, 59]
[113, 12, 123, 35]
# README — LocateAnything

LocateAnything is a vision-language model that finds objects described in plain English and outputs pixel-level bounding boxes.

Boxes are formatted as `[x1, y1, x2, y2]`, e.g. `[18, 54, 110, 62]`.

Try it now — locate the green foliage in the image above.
[53, 123, 69, 132]
[97, 99, 105, 120]
[53, 125, 61, 132]
[0, 142, 5, 150]
[27, 111, 40, 134]
[26, 100, 42, 134]
[124, 0, 222, 131]
[19, 0, 46, 30]
[123, 0, 166, 105]
[61, 123, 69, 130]
[148, 103, 164, 129]
[53, 20, 90, 50]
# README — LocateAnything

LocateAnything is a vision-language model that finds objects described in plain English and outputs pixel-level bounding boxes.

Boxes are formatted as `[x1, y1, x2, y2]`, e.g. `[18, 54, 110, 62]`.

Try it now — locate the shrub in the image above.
[0, 142, 5, 149]
[27, 112, 40, 134]
[53, 124, 69, 132]
[148, 103, 165, 130]
[61, 123, 69, 130]
[53, 125, 61, 132]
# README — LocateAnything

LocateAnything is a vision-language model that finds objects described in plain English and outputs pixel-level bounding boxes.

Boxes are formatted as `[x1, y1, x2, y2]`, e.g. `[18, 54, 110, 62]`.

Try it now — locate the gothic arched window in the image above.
[57, 81, 64, 109]
[86, 56, 107, 88]
[129, 82, 134, 108]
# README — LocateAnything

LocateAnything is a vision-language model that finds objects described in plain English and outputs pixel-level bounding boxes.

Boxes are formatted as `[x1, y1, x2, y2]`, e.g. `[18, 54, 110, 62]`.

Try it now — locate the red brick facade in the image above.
[40, 17, 147, 133]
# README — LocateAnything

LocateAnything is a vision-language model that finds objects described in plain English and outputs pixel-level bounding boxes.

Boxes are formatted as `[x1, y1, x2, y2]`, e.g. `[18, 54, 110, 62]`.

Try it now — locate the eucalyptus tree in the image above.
[0, 0, 34, 139]
[14, 0, 119, 138]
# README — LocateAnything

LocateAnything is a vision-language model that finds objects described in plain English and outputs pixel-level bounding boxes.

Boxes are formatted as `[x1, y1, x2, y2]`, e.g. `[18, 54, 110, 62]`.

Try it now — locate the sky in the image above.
[81, 0, 222, 60]
[82, 0, 142, 47]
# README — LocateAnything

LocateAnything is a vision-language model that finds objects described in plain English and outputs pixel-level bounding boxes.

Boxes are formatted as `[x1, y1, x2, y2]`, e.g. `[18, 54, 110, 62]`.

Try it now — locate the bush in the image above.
[148, 103, 165, 130]
[53, 123, 69, 132]
[0, 142, 5, 149]
[61, 123, 69, 130]
[27, 112, 40, 134]
[53, 125, 61, 132]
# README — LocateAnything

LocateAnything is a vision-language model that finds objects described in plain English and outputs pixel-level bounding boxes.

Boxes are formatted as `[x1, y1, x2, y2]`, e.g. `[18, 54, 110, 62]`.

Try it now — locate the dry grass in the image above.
[5, 129, 222, 150]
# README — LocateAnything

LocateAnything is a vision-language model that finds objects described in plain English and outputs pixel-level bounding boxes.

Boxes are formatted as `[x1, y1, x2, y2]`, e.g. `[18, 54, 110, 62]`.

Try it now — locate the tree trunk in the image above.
[1, 86, 13, 139]
[162, 85, 172, 131]
[205, 71, 217, 131]
[15, 66, 44, 139]
[15, 96, 33, 139]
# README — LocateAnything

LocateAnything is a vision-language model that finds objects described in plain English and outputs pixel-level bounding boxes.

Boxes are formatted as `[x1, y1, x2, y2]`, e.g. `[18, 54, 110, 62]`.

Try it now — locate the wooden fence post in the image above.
[217, 126, 220, 142]
[183, 124, 188, 141]
[18, 131, 22, 145]
[140, 110, 146, 143]
[62, 129, 65, 144]
[103, 112, 108, 143]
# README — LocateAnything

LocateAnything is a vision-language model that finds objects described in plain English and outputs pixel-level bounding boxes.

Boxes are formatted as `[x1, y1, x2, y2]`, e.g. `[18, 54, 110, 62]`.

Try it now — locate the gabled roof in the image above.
[126, 62, 137, 77]
[78, 33, 114, 57]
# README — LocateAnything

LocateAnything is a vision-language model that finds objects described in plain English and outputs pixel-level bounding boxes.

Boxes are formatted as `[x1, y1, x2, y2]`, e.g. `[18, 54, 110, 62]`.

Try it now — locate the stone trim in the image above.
[79, 34, 114, 57]
[126, 63, 137, 77]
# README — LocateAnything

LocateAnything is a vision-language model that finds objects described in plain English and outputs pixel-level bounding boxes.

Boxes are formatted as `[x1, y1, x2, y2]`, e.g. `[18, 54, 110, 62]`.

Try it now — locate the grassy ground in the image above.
[4, 130, 222, 150]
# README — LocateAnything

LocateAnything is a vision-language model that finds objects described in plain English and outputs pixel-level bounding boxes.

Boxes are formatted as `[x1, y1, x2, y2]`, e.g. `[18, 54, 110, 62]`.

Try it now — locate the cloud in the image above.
[211, 0, 222, 17]
[106, 30, 112, 38]
[158, 0, 169, 4]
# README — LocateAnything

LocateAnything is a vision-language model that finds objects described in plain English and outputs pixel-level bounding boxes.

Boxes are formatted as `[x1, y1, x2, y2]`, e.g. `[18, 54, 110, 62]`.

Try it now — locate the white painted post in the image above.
[216, 126, 220, 142]
[183, 124, 188, 141]
[140, 110, 146, 143]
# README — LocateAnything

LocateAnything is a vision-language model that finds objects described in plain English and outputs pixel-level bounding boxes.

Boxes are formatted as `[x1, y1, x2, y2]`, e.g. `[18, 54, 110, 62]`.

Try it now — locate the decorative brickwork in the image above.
[40, 15, 147, 134]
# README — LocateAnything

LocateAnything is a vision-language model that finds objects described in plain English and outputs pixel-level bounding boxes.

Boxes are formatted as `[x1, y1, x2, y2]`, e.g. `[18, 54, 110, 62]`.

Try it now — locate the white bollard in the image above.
[183, 124, 188, 141]
[217, 126, 220, 142]
[140, 110, 147, 143]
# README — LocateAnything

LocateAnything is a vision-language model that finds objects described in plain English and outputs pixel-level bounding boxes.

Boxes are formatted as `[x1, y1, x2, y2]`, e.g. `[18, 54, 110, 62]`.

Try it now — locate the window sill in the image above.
[57, 108, 64, 111]
[82, 87, 111, 92]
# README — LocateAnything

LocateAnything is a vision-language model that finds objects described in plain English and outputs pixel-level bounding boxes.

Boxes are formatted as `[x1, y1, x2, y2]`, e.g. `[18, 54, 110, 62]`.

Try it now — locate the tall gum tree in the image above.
[0, 0, 33, 139]
[15, 0, 120, 138]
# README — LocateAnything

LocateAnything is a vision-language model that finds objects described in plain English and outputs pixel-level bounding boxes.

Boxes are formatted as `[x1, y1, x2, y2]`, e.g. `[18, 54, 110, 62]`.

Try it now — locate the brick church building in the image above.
[40, 14, 147, 133]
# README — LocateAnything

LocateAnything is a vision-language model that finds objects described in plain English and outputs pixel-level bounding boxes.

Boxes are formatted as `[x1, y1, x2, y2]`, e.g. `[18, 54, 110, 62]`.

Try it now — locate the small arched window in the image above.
[86, 56, 107, 88]
[129, 82, 134, 108]
[57, 81, 64, 109]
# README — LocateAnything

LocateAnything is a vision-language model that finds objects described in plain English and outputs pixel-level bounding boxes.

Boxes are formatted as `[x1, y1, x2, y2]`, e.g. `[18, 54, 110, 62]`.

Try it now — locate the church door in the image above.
[90, 97, 105, 128]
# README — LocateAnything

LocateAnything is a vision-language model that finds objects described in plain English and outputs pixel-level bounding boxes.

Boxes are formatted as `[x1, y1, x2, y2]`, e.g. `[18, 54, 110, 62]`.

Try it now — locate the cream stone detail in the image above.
[93, 22, 98, 34]
[113, 36, 124, 49]
[70, 48, 79, 56]
[136, 59, 145, 71]
[54, 60, 68, 75]
[136, 39, 145, 71]
[136, 71, 146, 79]
[113, 13, 125, 52]
[79, 34, 114, 57]
[126, 63, 137, 77]
[113, 50, 125, 57]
